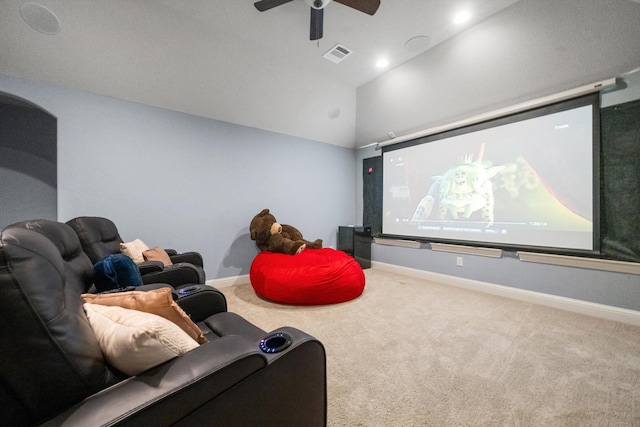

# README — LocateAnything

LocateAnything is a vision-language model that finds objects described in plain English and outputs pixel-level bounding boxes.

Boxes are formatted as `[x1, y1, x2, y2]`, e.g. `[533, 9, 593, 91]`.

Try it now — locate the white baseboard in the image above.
[372, 261, 640, 327]
[206, 274, 250, 289]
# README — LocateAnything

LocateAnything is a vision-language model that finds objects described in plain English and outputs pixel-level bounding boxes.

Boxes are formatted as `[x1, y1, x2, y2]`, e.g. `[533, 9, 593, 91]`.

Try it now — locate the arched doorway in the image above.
[0, 93, 57, 228]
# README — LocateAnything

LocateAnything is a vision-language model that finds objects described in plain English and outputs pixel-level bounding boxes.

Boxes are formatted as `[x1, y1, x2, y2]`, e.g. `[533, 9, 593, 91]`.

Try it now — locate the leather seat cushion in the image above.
[250, 248, 365, 305]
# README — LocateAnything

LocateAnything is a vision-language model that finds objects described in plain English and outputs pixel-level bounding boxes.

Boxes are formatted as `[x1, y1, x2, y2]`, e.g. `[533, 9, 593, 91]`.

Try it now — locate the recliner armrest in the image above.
[140, 262, 205, 286]
[136, 283, 174, 292]
[168, 251, 203, 268]
[39, 336, 266, 427]
[174, 284, 227, 321]
[137, 261, 164, 275]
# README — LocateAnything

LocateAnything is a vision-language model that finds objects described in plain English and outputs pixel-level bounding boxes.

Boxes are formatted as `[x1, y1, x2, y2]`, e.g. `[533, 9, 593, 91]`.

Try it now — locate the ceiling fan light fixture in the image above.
[257, 0, 378, 41]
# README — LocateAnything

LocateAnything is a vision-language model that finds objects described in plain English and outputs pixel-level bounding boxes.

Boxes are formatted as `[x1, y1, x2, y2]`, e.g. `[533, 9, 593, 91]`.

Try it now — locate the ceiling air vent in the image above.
[323, 44, 352, 64]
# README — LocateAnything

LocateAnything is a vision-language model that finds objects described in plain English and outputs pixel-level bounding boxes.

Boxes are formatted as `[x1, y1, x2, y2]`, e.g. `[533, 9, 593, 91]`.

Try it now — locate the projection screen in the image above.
[381, 93, 600, 255]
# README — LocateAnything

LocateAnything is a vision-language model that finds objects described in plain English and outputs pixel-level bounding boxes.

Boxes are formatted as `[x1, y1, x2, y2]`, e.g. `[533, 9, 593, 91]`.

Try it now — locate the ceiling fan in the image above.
[254, 0, 380, 41]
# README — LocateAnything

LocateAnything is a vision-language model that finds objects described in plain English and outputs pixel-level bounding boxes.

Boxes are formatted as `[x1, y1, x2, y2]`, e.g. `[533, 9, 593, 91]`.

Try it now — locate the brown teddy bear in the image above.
[250, 208, 323, 255]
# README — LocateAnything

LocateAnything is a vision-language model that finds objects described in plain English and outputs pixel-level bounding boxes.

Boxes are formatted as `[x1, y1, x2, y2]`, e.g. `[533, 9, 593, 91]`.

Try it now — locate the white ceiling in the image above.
[0, 0, 519, 147]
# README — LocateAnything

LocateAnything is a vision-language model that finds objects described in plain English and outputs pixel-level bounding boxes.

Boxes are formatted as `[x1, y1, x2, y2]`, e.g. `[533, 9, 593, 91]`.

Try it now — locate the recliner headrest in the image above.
[10, 219, 86, 260]
[66, 216, 124, 264]
[6, 219, 95, 291]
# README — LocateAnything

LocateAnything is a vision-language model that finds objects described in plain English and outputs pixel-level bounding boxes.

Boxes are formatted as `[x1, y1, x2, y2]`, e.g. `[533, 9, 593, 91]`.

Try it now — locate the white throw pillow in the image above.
[120, 239, 150, 264]
[84, 303, 199, 376]
[82, 288, 207, 344]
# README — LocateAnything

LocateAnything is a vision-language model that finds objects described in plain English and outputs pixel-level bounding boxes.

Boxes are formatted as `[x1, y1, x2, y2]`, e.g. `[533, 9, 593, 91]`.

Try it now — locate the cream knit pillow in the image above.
[120, 239, 150, 264]
[84, 303, 199, 376]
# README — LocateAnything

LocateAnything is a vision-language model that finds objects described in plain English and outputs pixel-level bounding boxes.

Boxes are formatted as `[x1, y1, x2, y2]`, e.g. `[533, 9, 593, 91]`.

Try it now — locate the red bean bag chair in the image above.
[250, 248, 365, 305]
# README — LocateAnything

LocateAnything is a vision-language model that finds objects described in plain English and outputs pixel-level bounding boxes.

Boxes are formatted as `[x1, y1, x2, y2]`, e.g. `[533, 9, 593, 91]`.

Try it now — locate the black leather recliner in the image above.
[0, 220, 327, 427]
[66, 216, 206, 287]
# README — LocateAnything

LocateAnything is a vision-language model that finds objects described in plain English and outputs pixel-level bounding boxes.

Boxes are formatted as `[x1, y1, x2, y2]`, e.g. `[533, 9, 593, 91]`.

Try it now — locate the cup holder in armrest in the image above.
[172, 285, 201, 301]
[177, 285, 200, 295]
[259, 332, 293, 354]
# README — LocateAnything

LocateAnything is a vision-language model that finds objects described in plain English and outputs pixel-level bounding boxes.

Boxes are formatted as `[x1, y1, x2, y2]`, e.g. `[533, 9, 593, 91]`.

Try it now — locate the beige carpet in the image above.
[220, 268, 640, 426]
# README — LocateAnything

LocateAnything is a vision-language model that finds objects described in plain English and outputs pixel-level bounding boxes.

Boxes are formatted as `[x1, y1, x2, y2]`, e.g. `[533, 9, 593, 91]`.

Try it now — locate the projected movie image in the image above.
[383, 99, 596, 252]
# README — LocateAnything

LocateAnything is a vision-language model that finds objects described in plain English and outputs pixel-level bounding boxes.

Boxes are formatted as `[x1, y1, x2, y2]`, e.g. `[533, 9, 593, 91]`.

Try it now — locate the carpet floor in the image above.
[220, 268, 640, 426]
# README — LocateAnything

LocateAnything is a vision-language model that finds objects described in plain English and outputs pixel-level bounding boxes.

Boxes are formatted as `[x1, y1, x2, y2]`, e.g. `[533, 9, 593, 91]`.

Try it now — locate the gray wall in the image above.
[355, 0, 640, 311]
[0, 73, 357, 280]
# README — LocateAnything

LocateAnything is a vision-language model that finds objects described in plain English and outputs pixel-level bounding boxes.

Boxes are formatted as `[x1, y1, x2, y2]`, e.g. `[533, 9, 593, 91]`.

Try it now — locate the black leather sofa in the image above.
[0, 220, 327, 426]
[66, 216, 206, 287]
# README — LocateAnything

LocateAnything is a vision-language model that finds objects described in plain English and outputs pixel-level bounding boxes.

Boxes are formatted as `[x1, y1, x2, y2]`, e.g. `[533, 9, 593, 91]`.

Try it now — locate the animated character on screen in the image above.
[410, 144, 504, 227]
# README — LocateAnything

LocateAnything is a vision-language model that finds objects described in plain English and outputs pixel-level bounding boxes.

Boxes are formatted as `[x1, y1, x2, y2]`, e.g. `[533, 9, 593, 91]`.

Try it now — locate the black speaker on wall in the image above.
[363, 156, 382, 236]
[600, 98, 640, 262]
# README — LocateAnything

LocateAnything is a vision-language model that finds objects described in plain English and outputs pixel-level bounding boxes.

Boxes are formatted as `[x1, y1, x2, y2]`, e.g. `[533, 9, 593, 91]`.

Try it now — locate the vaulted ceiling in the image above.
[0, 0, 519, 147]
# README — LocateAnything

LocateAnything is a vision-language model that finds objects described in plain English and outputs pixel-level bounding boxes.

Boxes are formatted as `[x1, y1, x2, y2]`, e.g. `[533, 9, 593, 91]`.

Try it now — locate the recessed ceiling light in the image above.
[453, 10, 471, 24]
[376, 58, 389, 68]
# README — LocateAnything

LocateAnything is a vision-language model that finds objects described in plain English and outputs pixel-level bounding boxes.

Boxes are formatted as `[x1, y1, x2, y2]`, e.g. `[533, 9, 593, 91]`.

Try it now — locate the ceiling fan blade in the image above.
[254, 0, 294, 12]
[310, 7, 324, 40]
[334, 0, 380, 15]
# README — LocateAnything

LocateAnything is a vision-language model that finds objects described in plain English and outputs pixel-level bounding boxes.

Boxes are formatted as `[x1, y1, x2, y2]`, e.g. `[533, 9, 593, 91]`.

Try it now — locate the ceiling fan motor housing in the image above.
[305, 0, 332, 9]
